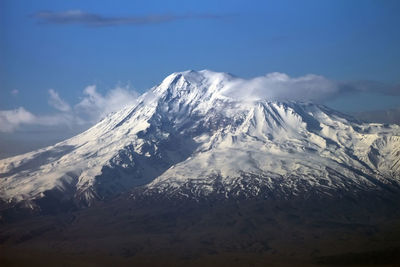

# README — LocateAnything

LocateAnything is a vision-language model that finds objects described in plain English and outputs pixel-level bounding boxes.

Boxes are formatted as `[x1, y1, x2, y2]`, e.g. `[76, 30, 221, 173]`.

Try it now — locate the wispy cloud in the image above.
[75, 85, 139, 122]
[0, 85, 139, 133]
[32, 10, 228, 27]
[48, 89, 71, 112]
[0, 107, 77, 133]
[1, 72, 399, 133]
[0, 108, 36, 132]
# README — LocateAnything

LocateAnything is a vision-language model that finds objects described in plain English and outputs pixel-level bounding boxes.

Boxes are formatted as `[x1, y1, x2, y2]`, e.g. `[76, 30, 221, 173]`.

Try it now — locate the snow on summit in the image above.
[0, 70, 399, 208]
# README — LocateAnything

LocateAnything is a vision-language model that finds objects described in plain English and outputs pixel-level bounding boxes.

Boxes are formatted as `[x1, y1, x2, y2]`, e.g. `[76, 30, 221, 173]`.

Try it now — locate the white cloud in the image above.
[221, 72, 339, 102]
[75, 85, 139, 122]
[0, 85, 139, 133]
[1, 71, 395, 134]
[0, 107, 36, 132]
[0, 107, 77, 133]
[48, 89, 71, 112]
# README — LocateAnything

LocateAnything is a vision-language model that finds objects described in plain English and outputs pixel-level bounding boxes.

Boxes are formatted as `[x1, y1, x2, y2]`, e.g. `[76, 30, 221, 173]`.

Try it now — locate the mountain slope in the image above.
[0, 70, 399, 210]
[146, 101, 400, 199]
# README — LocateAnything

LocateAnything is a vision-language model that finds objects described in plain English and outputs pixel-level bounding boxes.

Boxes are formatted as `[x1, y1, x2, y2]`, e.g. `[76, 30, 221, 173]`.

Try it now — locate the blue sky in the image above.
[1, 0, 400, 157]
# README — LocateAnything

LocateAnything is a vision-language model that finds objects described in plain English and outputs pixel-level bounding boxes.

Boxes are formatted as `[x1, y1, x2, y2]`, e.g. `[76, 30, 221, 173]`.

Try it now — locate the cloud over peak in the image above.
[1, 71, 398, 133]
[33, 10, 227, 27]
[222, 72, 338, 102]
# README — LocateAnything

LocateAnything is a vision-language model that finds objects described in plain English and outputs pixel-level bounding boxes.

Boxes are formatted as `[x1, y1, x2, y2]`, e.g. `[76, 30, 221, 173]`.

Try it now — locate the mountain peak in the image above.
[0, 70, 399, 210]
[156, 69, 234, 94]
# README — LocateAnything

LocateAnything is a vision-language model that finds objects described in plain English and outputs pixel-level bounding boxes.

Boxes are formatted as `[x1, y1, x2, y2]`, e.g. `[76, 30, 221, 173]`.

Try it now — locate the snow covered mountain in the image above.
[1, 70, 399, 210]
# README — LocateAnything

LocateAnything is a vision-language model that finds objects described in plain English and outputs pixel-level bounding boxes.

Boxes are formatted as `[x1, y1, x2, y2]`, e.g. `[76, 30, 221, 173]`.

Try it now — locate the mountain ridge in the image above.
[0, 70, 399, 212]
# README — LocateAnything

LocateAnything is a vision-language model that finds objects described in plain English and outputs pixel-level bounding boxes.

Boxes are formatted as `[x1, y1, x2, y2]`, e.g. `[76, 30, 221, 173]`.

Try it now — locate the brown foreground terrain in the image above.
[1, 194, 400, 266]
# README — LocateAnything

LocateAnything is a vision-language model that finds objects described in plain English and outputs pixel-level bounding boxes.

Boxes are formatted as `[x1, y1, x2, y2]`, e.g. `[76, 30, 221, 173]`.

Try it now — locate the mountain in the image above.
[1, 70, 400, 266]
[1, 70, 400, 212]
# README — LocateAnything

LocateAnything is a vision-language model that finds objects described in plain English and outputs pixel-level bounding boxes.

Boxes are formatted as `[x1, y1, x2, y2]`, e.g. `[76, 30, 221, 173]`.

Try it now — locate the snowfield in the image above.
[1, 70, 399, 207]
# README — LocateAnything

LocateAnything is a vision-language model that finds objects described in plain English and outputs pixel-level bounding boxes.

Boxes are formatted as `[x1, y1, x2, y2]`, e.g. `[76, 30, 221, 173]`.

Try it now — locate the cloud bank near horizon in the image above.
[0, 85, 139, 133]
[32, 10, 228, 27]
[0, 71, 399, 133]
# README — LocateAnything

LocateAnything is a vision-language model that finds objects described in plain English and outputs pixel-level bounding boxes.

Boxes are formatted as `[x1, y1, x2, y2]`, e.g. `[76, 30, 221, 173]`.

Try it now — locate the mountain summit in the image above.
[1, 70, 399, 211]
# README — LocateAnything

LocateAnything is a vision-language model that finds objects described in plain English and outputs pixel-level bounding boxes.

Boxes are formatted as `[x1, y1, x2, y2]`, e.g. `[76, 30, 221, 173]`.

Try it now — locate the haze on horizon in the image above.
[1, 0, 400, 158]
